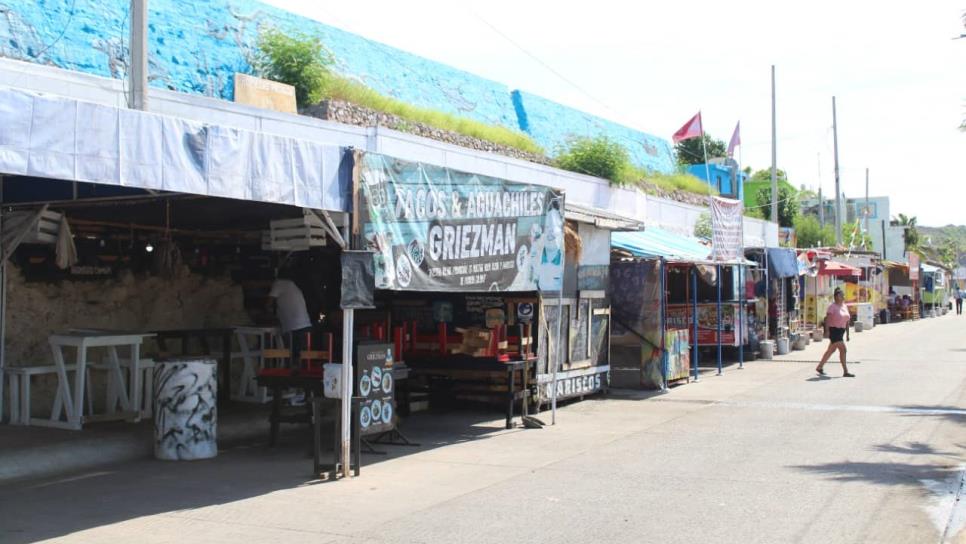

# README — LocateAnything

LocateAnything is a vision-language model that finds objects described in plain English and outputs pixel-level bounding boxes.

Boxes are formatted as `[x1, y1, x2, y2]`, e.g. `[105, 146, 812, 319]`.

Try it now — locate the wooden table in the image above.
[153, 328, 234, 405]
[407, 356, 537, 429]
[44, 331, 155, 430]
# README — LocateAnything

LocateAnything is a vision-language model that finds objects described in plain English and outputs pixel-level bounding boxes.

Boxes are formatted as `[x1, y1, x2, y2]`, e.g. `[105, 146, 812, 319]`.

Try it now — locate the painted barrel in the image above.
[776, 337, 790, 355]
[154, 358, 217, 461]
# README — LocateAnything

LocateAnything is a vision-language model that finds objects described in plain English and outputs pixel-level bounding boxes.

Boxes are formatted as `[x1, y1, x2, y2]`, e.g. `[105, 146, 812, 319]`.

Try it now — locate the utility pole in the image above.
[817, 153, 825, 228]
[770, 65, 778, 224]
[832, 96, 842, 245]
[129, 0, 149, 110]
[864, 168, 870, 249]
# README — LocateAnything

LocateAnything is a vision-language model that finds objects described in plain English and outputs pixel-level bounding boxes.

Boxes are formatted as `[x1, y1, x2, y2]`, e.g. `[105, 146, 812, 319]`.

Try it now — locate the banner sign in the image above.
[711, 196, 744, 262]
[356, 152, 565, 292]
[909, 253, 920, 281]
[666, 303, 741, 346]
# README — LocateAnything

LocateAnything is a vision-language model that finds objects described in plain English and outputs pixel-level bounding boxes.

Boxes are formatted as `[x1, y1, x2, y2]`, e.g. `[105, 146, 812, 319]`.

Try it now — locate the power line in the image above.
[30, 0, 79, 60]
[468, 11, 621, 119]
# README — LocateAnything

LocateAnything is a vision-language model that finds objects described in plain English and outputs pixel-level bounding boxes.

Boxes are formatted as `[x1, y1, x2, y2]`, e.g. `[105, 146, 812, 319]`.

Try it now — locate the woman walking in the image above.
[816, 288, 855, 377]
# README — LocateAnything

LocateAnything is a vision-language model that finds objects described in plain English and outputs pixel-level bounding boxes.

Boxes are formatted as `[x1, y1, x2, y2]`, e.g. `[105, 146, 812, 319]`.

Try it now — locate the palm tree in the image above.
[893, 214, 921, 250]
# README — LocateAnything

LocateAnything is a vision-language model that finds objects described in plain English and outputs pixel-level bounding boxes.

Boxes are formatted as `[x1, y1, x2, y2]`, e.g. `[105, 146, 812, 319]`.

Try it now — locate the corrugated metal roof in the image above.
[564, 202, 644, 231]
[611, 227, 713, 262]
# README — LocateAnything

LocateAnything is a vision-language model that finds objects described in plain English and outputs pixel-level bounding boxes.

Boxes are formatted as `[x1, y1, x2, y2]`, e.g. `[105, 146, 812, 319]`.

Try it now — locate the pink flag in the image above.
[727, 121, 741, 157]
[672, 112, 703, 143]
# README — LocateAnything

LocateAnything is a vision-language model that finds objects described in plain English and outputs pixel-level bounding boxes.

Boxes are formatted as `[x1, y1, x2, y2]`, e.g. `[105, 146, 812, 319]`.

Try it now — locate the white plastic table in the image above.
[43, 331, 155, 430]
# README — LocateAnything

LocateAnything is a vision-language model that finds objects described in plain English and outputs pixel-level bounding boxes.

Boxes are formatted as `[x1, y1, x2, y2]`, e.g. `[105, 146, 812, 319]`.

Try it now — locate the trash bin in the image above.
[759, 340, 775, 360]
[154, 358, 217, 461]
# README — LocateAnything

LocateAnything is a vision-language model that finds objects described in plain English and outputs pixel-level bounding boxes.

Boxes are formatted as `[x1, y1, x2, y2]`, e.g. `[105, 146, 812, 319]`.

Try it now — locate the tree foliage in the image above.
[755, 184, 799, 227]
[556, 136, 635, 185]
[749, 168, 788, 184]
[694, 212, 712, 240]
[674, 135, 726, 166]
[254, 28, 335, 107]
[893, 213, 921, 251]
[793, 215, 836, 248]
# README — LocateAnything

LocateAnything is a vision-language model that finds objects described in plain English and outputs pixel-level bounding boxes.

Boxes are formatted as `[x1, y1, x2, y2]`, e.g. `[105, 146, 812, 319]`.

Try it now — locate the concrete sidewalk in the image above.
[2, 313, 965, 543]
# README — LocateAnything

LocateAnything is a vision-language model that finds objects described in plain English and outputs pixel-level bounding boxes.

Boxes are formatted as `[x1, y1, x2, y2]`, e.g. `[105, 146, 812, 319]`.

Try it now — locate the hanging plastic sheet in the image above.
[0, 87, 347, 212]
[610, 260, 664, 388]
[766, 247, 798, 278]
[340, 251, 376, 309]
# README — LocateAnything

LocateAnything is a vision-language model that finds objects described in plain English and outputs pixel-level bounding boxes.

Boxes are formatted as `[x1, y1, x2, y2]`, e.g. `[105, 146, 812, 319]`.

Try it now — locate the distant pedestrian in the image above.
[955, 286, 963, 315]
[817, 288, 855, 378]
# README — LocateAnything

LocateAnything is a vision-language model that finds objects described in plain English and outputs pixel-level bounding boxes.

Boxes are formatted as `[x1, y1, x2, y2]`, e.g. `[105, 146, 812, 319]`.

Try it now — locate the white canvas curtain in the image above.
[0, 87, 346, 211]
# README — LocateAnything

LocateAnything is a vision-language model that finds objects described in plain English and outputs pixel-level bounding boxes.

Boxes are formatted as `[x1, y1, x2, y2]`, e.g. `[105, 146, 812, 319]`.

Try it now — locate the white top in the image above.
[269, 279, 312, 333]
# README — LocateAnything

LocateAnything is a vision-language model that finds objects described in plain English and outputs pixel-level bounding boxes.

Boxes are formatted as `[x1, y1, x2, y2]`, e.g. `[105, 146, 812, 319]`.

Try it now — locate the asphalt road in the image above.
[3, 313, 966, 544]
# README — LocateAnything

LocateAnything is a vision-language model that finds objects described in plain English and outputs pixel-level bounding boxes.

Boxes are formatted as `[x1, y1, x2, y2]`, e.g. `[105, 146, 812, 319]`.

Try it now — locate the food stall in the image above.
[349, 151, 617, 436]
[745, 247, 799, 353]
[920, 263, 948, 316]
[611, 227, 750, 389]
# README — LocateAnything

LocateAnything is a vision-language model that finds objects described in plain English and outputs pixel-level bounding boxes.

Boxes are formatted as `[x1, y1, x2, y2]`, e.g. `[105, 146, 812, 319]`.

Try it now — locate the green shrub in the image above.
[646, 172, 717, 195]
[254, 28, 334, 106]
[555, 136, 635, 184]
[253, 29, 543, 155]
[324, 76, 543, 154]
[694, 212, 712, 240]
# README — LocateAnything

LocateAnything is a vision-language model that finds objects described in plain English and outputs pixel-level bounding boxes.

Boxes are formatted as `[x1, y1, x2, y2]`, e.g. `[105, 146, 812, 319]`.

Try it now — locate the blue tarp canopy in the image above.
[612, 227, 717, 263]
[766, 247, 799, 278]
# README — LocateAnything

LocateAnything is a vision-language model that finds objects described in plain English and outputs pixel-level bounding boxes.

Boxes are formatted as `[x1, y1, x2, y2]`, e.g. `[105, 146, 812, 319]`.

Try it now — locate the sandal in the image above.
[816, 368, 826, 376]
[843, 372, 856, 378]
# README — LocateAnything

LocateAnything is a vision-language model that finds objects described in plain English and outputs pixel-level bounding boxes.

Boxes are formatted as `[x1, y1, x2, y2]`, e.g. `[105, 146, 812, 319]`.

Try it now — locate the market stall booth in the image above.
[610, 227, 750, 389]
[886, 260, 919, 321]
[346, 151, 617, 443]
[0, 86, 351, 439]
[920, 263, 949, 316]
[744, 247, 799, 355]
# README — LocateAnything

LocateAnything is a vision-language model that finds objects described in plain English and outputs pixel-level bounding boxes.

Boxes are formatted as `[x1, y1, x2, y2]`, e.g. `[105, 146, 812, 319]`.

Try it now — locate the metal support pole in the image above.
[339, 211, 354, 478]
[764, 250, 770, 340]
[551, 196, 565, 425]
[738, 265, 745, 369]
[340, 308, 354, 478]
[0, 175, 5, 423]
[716, 265, 723, 375]
[129, 0, 149, 111]
[692, 266, 699, 382]
[660, 259, 668, 390]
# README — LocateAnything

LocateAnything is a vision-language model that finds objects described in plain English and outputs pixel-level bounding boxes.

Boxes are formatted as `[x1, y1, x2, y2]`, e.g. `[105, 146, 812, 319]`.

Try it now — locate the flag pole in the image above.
[699, 111, 712, 195]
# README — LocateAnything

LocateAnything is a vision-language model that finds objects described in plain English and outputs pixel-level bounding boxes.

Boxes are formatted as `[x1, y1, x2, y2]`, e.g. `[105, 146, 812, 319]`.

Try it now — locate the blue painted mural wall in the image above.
[0, 0, 675, 173]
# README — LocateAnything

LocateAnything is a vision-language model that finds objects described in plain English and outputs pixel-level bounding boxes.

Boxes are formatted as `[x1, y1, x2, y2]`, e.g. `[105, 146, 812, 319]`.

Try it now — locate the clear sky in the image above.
[263, 0, 965, 227]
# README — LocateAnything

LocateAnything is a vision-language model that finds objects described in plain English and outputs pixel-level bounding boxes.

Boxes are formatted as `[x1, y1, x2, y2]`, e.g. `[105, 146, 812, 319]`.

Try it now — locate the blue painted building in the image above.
[687, 162, 746, 200]
[0, 0, 676, 173]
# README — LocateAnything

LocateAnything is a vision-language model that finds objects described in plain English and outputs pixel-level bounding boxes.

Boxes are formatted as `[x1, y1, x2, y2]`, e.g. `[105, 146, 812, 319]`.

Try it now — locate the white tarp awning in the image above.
[0, 87, 347, 211]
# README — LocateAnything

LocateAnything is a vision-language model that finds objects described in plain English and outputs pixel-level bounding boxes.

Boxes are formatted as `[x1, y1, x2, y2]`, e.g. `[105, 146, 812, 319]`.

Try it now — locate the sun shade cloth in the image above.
[766, 247, 798, 278]
[819, 260, 862, 277]
[612, 227, 713, 262]
[0, 87, 347, 211]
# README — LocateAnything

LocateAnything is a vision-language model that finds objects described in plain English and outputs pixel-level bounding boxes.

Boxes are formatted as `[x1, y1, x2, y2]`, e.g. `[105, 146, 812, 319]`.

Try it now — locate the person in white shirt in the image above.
[269, 269, 312, 368]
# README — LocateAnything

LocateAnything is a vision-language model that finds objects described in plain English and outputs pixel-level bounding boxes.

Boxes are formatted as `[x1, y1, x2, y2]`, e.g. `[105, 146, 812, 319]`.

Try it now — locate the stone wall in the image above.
[305, 100, 553, 166]
[5, 264, 251, 416]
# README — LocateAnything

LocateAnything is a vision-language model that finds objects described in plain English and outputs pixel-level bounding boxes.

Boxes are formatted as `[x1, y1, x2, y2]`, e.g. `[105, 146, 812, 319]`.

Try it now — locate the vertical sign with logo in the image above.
[355, 343, 395, 436]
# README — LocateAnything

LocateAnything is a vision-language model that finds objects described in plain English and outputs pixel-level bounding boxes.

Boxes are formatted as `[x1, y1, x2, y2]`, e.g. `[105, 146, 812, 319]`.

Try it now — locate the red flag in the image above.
[727, 121, 741, 157]
[672, 112, 703, 143]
